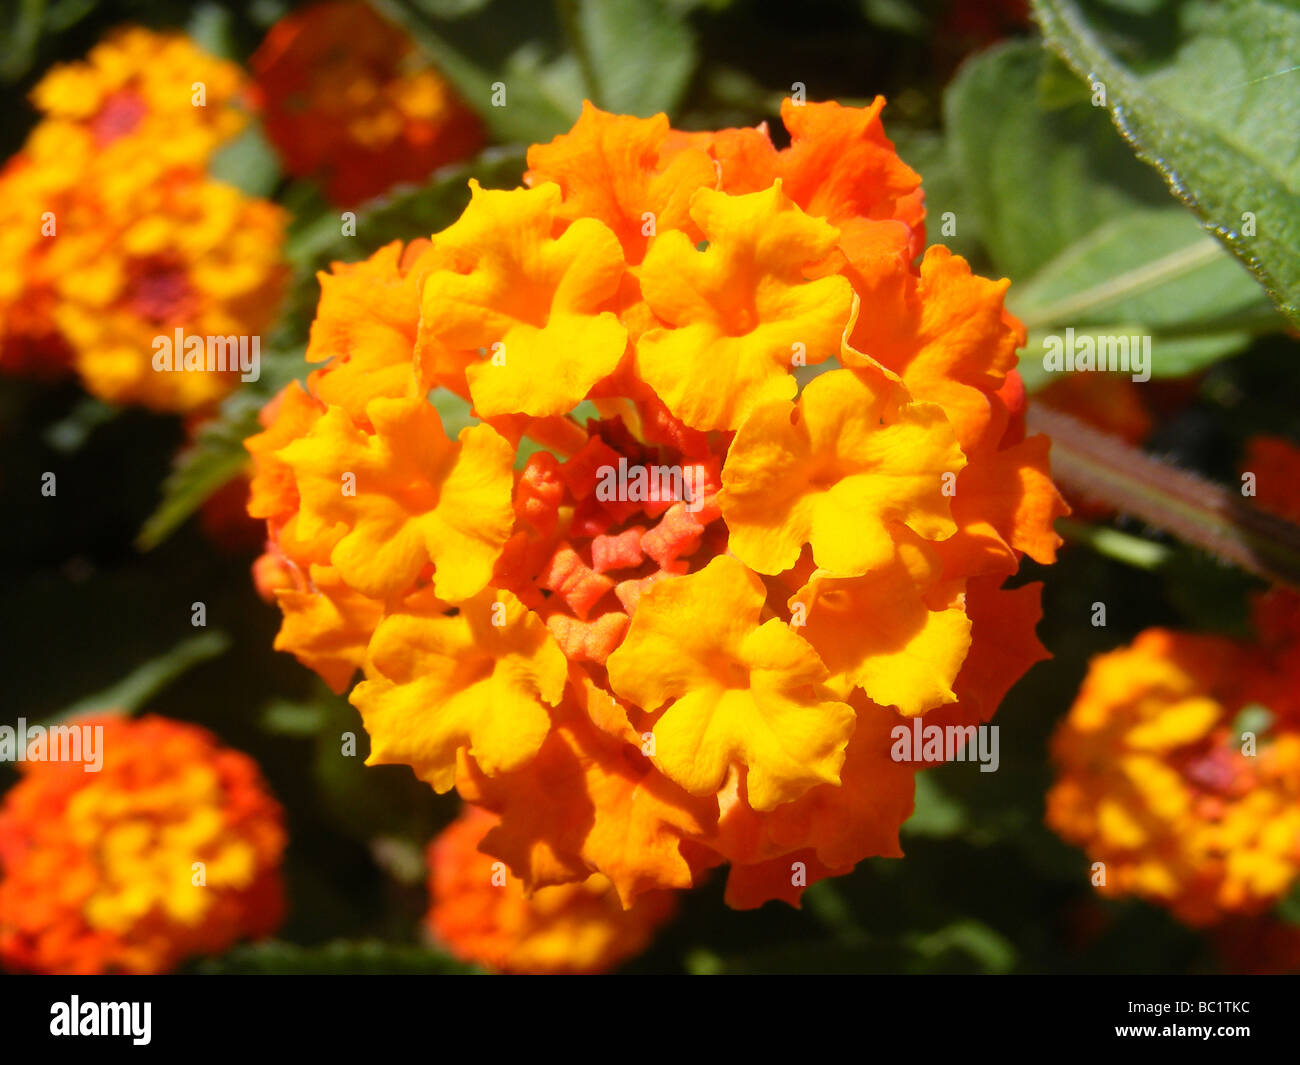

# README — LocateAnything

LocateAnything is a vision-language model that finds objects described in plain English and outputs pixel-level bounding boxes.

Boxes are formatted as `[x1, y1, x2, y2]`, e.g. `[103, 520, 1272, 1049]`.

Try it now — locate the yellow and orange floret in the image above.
[1047, 435, 1300, 928]
[0, 715, 286, 974]
[0, 28, 287, 411]
[426, 805, 674, 973]
[250, 1, 482, 207]
[246, 99, 1067, 910]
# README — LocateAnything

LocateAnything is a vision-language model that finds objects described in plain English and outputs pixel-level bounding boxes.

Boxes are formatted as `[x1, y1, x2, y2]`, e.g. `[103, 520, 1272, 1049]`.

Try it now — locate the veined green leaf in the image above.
[1033, 0, 1300, 327]
[573, 0, 697, 115]
[945, 40, 1169, 279]
[1010, 206, 1287, 384]
[287, 147, 526, 269]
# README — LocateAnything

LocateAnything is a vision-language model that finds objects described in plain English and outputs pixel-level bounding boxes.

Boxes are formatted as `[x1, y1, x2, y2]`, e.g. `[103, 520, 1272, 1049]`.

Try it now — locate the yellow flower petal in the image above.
[352, 589, 567, 791]
[277, 394, 514, 600]
[789, 535, 972, 715]
[416, 181, 627, 418]
[719, 367, 962, 576]
[272, 564, 388, 694]
[634, 182, 854, 431]
[606, 556, 854, 810]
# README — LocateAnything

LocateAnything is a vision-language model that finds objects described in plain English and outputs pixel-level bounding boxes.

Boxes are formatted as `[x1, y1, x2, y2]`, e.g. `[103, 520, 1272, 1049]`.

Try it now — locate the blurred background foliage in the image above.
[3, 0, 1299, 972]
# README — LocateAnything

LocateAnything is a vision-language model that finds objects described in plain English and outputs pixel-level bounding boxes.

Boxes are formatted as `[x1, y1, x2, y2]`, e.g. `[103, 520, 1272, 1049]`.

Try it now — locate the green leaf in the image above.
[199, 939, 481, 974]
[684, 948, 725, 975]
[1014, 208, 1261, 328]
[135, 423, 251, 552]
[1056, 517, 1173, 571]
[499, 43, 587, 133]
[209, 121, 282, 199]
[47, 632, 232, 725]
[573, 0, 697, 115]
[1230, 703, 1275, 739]
[886, 127, 982, 263]
[803, 880, 868, 942]
[710, 916, 1017, 974]
[1279, 878, 1300, 927]
[429, 386, 476, 436]
[42, 396, 119, 453]
[902, 918, 1018, 973]
[1033, 0, 1300, 327]
[45, 0, 97, 33]
[412, 0, 493, 17]
[1010, 206, 1287, 385]
[287, 147, 526, 269]
[860, 0, 928, 36]
[260, 698, 329, 737]
[902, 772, 967, 838]
[945, 38, 1285, 383]
[1057, 522, 1260, 636]
[944, 40, 1169, 279]
[187, 2, 238, 60]
[0, 0, 44, 81]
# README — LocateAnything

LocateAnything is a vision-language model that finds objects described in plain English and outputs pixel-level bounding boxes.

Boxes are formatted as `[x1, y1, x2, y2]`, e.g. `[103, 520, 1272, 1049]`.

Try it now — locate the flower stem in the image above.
[1029, 402, 1300, 589]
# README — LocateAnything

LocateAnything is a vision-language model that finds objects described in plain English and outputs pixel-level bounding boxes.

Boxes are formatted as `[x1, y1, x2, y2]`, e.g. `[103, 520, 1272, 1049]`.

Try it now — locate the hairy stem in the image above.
[1030, 402, 1300, 589]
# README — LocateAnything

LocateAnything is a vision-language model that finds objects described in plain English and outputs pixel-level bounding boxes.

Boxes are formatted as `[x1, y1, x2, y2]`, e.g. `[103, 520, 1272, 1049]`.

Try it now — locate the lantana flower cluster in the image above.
[250, 0, 482, 207]
[0, 28, 287, 411]
[1047, 629, 1300, 926]
[0, 715, 286, 974]
[1047, 435, 1300, 927]
[248, 99, 1065, 909]
[426, 806, 674, 973]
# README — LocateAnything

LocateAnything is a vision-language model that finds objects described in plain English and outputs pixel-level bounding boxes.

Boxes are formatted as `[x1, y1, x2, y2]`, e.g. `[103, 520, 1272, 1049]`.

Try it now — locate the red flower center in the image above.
[91, 90, 148, 146]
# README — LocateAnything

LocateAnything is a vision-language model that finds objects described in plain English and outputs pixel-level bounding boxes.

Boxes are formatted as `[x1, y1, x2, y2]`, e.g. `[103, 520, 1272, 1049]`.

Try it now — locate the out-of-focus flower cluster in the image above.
[425, 806, 675, 973]
[1047, 629, 1300, 926]
[247, 98, 1065, 910]
[250, 1, 482, 207]
[0, 715, 286, 974]
[0, 28, 286, 411]
[1048, 435, 1300, 927]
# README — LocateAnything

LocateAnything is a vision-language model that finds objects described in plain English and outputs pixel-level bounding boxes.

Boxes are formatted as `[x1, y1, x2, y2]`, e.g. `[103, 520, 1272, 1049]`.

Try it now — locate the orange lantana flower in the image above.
[354, 587, 568, 791]
[415, 182, 628, 418]
[426, 806, 674, 974]
[0, 714, 286, 974]
[31, 27, 247, 167]
[278, 395, 516, 600]
[0, 28, 286, 411]
[718, 368, 962, 575]
[249, 97, 1065, 909]
[1047, 630, 1300, 926]
[251, 0, 482, 206]
[634, 183, 853, 431]
[1047, 433, 1300, 928]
